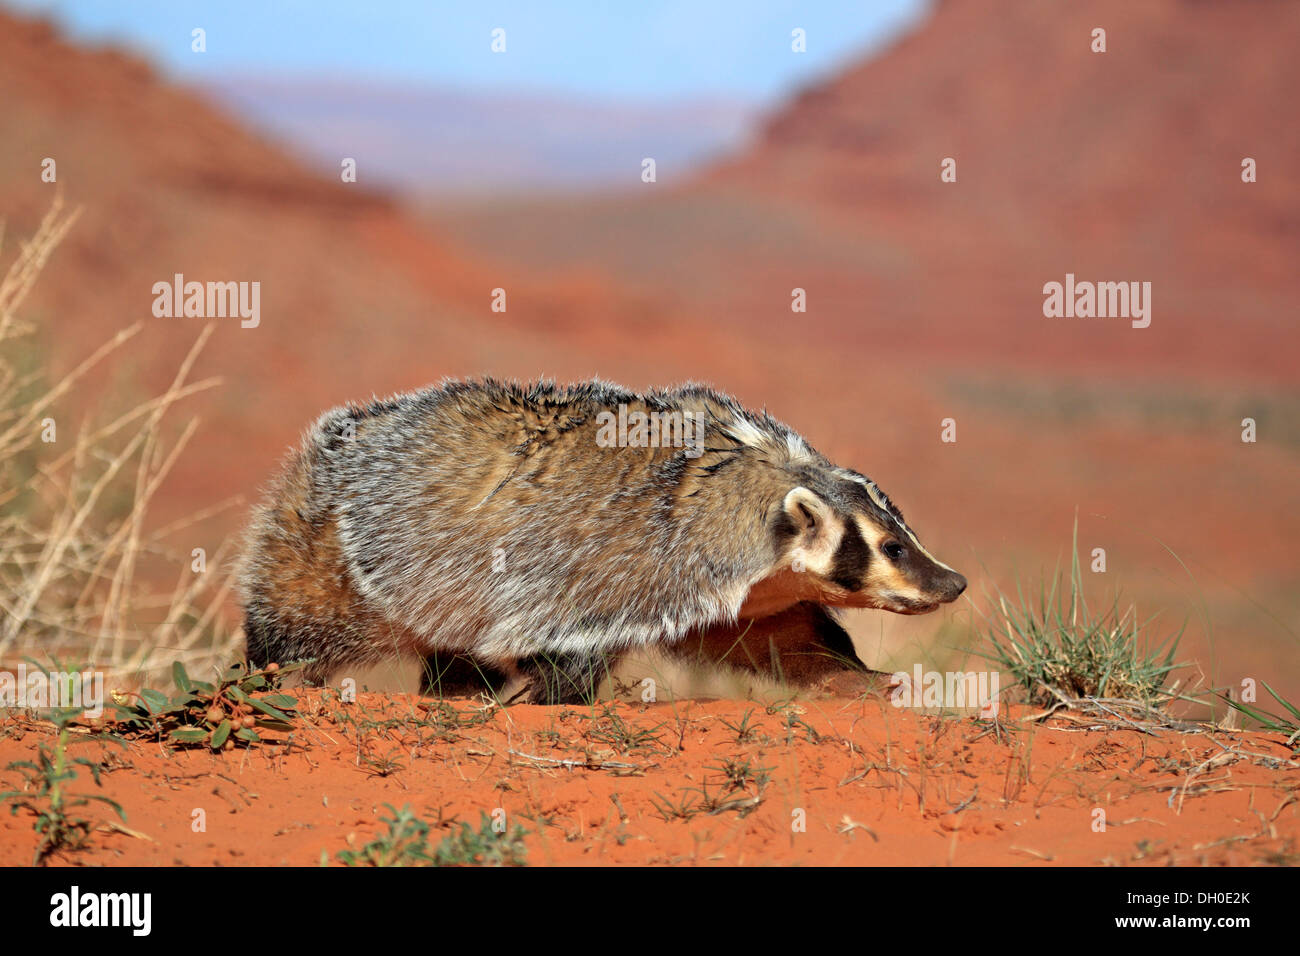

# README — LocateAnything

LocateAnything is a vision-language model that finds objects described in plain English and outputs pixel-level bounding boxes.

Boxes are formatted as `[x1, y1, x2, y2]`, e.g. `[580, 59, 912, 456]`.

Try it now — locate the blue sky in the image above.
[6, 0, 926, 103]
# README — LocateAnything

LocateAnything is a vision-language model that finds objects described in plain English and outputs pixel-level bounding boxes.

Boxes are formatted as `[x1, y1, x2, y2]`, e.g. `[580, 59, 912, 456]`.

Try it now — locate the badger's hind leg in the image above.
[514, 651, 610, 705]
[243, 601, 391, 687]
[240, 492, 411, 686]
[416, 652, 602, 704]
[243, 601, 333, 685]
[419, 652, 510, 699]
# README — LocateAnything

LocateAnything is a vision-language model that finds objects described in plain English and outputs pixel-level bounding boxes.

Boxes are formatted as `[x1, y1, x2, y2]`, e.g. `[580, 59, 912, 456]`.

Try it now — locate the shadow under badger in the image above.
[238, 379, 965, 703]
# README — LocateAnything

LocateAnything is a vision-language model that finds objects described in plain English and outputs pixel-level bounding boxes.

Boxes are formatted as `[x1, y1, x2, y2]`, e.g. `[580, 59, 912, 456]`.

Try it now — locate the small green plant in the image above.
[975, 520, 1182, 707]
[708, 756, 774, 791]
[435, 812, 529, 866]
[767, 700, 820, 744]
[1, 710, 125, 865]
[652, 775, 764, 822]
[329, 696, 489, 748]
[719, 708, 761, 744]
[583, 704, 667, 754]
[337, 804, 436, 866]
[358, 748, 405, 778]
[649, 788, 703, 822]
[109, 659, 302, 750]
[337, 805, 527, 867]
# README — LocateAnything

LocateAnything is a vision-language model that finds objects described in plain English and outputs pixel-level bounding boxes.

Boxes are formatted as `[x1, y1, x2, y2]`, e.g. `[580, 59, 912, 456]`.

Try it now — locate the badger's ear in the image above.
[781, 487, 841, 574]
[783, 487, 834, 539]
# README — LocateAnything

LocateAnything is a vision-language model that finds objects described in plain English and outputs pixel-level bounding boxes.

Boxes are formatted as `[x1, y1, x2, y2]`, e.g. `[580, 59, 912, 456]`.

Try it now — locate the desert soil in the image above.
[1, 691, 1296, 866]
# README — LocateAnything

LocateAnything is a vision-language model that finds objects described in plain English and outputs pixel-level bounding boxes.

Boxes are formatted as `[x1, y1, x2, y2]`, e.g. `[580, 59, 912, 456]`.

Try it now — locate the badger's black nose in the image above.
[944, 571, 967, 601]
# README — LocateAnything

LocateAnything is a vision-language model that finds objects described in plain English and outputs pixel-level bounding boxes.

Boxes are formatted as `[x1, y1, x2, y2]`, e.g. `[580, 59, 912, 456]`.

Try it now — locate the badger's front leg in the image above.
[678, 602, 884, 693]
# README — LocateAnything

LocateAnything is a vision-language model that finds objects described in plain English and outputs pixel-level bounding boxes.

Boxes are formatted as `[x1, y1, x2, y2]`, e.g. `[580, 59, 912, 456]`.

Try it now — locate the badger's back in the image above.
[239, 379, 823, 673]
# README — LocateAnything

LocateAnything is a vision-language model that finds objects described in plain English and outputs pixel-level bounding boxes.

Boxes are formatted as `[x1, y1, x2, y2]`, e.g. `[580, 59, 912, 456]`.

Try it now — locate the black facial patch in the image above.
[829, 518, 870, 591]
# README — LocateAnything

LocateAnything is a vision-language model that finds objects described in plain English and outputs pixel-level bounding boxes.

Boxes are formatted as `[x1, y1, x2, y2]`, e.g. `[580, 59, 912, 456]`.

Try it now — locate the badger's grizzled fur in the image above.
[238, 379, 965, 703]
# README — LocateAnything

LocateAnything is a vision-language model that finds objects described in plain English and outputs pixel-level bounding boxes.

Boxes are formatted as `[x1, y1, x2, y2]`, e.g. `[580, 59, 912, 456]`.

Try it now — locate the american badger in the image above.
[238, 379, 965, 703]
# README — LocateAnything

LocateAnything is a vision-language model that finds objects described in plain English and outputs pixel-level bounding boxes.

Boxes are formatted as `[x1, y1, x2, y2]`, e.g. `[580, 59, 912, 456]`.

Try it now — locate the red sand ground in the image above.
[1, 691, 1295, 866]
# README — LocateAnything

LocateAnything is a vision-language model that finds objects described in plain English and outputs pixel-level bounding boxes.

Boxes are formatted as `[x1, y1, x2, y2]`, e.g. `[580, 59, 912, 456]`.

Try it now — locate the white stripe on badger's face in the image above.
[894, 520, 956, 574]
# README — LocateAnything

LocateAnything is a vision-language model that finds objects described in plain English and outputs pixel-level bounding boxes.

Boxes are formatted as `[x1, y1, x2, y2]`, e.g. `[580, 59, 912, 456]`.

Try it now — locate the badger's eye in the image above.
[883, 541, 904, 561]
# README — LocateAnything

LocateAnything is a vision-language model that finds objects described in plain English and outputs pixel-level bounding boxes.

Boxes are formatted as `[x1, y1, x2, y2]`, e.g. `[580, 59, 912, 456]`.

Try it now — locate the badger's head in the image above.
[761, 469, 966, 616]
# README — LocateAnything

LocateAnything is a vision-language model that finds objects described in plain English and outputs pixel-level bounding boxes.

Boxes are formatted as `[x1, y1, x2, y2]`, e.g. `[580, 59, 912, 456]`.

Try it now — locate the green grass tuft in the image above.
[975, 518, 1183, 708]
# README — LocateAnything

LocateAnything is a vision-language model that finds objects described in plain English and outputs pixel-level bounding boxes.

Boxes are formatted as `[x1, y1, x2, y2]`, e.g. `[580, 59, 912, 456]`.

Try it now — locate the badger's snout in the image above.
[936, 570, 967, 603]
[900, 569, 966, 612]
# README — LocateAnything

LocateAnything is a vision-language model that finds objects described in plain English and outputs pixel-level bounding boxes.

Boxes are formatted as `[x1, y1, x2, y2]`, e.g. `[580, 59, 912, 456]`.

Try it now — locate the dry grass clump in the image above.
[0, 198, 239, 686]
